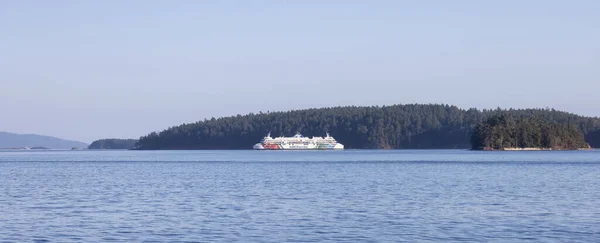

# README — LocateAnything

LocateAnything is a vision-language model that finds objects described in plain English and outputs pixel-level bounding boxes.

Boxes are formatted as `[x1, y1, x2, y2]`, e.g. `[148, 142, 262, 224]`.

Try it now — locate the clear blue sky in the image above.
[1, 1, 599, 143]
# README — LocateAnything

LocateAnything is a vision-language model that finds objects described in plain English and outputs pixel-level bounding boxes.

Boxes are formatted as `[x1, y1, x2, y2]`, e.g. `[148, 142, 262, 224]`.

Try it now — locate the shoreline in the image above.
[473, 147, 593, 151]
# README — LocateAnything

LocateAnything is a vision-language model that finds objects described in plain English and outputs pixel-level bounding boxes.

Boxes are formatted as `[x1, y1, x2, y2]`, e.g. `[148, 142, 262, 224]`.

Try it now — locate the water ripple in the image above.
[1, 150, 600, 242]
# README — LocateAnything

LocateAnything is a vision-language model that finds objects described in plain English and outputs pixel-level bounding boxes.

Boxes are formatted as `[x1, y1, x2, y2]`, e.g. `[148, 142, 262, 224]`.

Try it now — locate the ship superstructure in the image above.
[253, 132, 344, 150]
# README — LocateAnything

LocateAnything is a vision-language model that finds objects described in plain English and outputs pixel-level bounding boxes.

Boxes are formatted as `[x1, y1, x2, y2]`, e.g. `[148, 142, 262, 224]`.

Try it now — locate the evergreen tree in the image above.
[471, 115, 590, 150]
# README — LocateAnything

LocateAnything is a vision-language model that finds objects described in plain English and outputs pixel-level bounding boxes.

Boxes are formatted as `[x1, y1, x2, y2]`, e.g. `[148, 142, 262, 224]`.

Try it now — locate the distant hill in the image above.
[88, 139, 138, 149]
[134, 104, 600, 150]
[0, 132, 88, 149]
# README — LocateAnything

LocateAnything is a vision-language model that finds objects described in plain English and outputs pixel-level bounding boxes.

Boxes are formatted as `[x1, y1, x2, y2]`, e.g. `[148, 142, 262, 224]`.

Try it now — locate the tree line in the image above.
[88, 139, 139, 150]
[471, 115, 590, 150]
[133, 104, 600, 150]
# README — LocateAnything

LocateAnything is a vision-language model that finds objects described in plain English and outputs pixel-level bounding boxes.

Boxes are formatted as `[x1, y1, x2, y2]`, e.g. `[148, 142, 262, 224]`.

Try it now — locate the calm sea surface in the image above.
[1, 150, 600, 242]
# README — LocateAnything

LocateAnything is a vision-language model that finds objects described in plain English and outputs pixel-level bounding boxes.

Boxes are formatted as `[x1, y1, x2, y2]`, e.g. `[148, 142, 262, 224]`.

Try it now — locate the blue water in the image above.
[1, 150, 600, 242]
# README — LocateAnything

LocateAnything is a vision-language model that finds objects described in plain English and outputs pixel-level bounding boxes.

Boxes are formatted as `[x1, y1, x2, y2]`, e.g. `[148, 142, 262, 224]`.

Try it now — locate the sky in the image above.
[1, 0, 599, 143]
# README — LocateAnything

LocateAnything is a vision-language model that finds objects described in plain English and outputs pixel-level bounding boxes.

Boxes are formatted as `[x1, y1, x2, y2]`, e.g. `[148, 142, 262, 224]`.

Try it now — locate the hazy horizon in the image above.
[2, 1, 599, 143]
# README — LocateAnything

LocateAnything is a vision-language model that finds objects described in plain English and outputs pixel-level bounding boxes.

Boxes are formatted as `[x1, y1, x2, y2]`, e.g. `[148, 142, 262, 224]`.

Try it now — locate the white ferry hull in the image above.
[252, 143, 344, 150]
[253, 132, 344, 150]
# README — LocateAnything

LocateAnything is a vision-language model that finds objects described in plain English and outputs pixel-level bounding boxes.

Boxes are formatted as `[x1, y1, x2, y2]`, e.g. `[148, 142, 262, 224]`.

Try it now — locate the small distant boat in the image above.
[253, 132, 344, 150]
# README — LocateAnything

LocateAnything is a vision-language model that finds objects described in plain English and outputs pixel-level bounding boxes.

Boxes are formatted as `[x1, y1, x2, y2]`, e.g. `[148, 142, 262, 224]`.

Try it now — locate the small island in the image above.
[88, 139, 138, 150]
[30, 146, 50, 150]
[471, 115, 591, 150]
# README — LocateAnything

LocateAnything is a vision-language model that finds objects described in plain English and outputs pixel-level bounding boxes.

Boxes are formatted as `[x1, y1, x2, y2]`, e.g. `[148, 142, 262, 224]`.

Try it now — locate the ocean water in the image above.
[1, 150, 600, 242]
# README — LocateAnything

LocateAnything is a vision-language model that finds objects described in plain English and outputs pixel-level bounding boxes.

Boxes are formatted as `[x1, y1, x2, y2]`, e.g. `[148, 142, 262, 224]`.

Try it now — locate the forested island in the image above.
[471, 115, 590, 150]
[132, 104, 600, 150]
[30, 146, 50, 150]
[88, 139, 138, 150]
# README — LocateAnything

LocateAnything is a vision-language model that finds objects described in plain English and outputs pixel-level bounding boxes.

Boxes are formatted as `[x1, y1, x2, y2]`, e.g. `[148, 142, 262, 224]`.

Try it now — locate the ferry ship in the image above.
[253, 132, 344, 150]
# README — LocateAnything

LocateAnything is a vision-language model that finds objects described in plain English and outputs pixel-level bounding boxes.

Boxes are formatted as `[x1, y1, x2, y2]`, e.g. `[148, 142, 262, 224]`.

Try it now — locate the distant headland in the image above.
[127, 104, 600, 150]
[0, 132, 88, 150]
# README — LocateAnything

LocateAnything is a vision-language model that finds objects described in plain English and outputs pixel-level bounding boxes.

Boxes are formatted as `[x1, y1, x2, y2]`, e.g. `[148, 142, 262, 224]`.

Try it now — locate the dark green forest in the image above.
[586, 130, 600, 148]
[133, 104, 600, 150]
[471, 115, 590, 150]
[89, 139, 139, 150]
